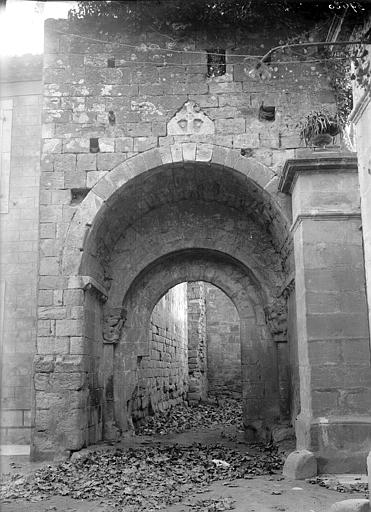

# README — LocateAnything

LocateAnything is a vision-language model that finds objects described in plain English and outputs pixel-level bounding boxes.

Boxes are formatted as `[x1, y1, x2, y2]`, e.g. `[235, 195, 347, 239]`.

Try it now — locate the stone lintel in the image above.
[279, 153, 358, 195]
[290, 212, 362, 233]
[67, 275, 108, 302]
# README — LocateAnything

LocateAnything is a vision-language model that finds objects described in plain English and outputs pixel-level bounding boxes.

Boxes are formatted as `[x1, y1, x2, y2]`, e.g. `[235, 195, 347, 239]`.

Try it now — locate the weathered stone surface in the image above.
[368, 451, 371, 502]
[328, 500, 370, 512]
[283, 450, 317, 479]
[168, 101, 215, 136]
[103, 307, 127, 344]
[34, 355, 55, 373]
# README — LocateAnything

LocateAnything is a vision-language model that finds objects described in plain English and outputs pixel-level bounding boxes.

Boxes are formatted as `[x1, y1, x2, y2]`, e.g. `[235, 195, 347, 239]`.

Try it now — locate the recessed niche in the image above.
[259, 105, 275, 121]
[107, 57, 115, 68]
[108, 111, 116, 126]
[70, 188, 90, 205]
[207, 49, 226, 77]
[241, 148, 253, 157]
[90, 138, 100, 153]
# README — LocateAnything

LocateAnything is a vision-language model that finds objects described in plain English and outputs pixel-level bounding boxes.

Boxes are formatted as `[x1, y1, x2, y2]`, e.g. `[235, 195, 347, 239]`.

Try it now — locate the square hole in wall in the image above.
[71, 188, 90, 205]
[259, 104, 275, 121]
[90, 138, 100, 153]
[207, 49, 226, 77]
[107, 57, 115, 68]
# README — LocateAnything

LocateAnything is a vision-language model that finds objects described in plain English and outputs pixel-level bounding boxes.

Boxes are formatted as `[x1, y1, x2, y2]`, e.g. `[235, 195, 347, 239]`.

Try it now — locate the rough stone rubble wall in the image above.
[205, 283, 241, 397]
[40, 18, 338, 194]
[133, 283, 188, 422]
[0, 56, 42, 444]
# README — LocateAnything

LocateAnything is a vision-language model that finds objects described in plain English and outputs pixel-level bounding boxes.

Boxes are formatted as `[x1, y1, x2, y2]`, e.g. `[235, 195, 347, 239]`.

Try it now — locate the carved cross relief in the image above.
[167, 101, 215, 136]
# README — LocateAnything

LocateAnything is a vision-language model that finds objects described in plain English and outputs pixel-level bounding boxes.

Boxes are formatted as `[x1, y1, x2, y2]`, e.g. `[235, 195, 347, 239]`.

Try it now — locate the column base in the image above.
[296, 414, 371, 473]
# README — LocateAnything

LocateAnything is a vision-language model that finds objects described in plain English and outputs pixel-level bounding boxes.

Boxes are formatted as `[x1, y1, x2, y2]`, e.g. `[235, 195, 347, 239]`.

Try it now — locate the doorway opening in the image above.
[131, 281, 241, 428]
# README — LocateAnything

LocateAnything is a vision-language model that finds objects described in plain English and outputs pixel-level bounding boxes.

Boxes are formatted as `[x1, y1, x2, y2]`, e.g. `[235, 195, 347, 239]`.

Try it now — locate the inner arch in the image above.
[131, 280, 242, 427]
[112, 248, 281, 438]
[79, 160, 292, 285]
[73, 155, 293, 444]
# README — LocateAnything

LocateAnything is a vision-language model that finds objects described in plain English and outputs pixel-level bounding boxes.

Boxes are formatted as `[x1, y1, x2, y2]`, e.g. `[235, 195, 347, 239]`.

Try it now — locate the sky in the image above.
[0, 0, 77, 56]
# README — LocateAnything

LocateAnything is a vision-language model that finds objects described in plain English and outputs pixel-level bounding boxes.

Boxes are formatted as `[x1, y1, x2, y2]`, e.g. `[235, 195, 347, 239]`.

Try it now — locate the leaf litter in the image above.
[307, 476, 368, 495]
[1, 398, 284, 510]
[1, 443, 284, 510]
[135, 397, 243, 435]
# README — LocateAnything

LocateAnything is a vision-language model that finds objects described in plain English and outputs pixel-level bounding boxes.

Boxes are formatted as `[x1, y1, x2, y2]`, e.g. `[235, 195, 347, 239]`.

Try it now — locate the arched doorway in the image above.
[110, 248, 281, 440]
[32, 144, 293, 458]
[129, 280, 242, 428]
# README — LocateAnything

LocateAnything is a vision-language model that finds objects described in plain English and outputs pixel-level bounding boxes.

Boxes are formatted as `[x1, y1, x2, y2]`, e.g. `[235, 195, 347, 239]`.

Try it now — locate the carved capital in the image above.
[103, 307, 127, 344]
[265, 297, 287, 342]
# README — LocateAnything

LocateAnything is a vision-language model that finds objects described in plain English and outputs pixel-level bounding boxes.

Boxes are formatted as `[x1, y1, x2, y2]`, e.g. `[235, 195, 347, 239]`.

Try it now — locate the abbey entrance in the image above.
[11, 15, 367, 474]
[32, 141, 371, 472]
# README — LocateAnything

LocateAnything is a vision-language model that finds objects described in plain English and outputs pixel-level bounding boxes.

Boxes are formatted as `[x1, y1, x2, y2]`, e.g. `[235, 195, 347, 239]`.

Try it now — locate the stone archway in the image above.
[32, 143, 293, 460]
[61, 143, 291, 278]
[109, 249, 280, 441]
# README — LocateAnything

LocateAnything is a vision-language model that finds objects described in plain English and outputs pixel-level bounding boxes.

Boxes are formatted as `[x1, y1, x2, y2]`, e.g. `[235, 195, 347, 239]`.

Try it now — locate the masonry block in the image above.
[283, 449, 317, 479]
[328, 500, 370, 512]
[63, 138, 90, 153]
[77, 153, 97, 171]
[115, 137, 134, 152]
[55, 319, 84, 337]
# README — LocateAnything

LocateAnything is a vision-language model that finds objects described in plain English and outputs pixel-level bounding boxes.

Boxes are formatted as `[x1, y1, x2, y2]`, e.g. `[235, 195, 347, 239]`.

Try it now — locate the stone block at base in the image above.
[328, 499, 370, 512]
[283, 449, 317, 479]
[367, 451, 371, 502]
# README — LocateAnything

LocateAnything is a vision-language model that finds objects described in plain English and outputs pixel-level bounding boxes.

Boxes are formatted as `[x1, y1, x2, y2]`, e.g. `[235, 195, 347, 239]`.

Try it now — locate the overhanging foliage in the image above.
[69, 0, 369, 32]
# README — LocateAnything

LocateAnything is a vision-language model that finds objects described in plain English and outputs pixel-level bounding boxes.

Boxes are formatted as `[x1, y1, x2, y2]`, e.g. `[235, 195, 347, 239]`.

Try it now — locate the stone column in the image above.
[279, 152, 371, 473]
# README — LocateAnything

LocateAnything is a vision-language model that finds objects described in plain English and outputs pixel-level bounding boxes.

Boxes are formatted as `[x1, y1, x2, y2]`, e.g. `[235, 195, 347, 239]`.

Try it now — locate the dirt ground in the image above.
[1, 427, 366, 512]
[0, 475, 361, 512]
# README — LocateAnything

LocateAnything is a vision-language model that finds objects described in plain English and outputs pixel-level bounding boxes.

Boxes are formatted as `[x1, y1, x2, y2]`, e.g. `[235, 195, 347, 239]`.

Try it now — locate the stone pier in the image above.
[279, 152, 371, 473]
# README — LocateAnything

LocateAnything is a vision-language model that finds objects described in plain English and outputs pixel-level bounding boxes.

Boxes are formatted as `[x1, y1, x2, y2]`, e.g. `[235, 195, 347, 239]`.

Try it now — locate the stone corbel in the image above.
[67, 275, 108, 303]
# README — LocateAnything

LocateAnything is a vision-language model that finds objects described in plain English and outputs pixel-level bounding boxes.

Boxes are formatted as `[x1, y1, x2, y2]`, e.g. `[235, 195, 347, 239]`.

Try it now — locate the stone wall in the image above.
[187, 282, 207, 402]
[0, 56, 42, 444]
[32, 14, 344, 458]
[205, 283, 241, 397]
[350, 38, 371, 348]
[133, 283, 188, 423]
[280, 154, 371, 472]
[40, 18, 339, 194]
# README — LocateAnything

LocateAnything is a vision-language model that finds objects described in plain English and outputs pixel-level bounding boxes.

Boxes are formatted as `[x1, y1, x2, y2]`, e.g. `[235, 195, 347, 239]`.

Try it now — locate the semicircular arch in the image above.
[112, 248, 280, 435]
[61, 143, 291, 278]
